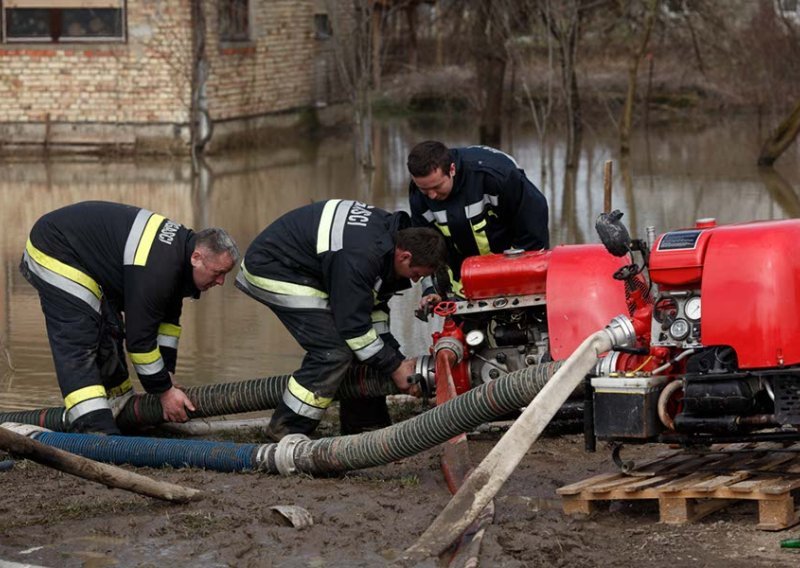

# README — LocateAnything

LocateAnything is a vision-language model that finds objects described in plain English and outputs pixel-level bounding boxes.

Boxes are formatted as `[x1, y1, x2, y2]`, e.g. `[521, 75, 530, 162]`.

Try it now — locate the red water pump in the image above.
[420, 211, 800, 445]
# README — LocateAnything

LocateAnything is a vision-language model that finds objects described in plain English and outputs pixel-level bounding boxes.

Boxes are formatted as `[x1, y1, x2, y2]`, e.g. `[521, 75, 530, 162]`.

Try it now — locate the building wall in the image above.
[0, 1, 348, 150]
[205, 0, 320, 121]
[0, 2, 192, 127]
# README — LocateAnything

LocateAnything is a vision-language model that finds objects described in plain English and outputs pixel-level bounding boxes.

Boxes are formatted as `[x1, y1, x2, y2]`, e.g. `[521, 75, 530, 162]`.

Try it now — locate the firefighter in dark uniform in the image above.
[236, 199, 447, 439]
[407, 140, 549, 305]
[20, 201, 239, 435]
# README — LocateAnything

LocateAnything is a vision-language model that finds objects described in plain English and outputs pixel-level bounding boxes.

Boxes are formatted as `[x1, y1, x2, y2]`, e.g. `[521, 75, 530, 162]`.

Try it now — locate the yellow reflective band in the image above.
[287, 376, 333, 408]
[370, 310, 389, 323]
[242, 264, 328, 298]
[471, 219, 491, 255]
[133, 214, 165, 266]
[346, 328, 378, 351]
[25, 239, 102, 299]
[107, 378, 133, 398]
[436, 222, 451, 237]
[316, 199, 341, 254]
[129, 347, 162, 365]
[64, 384, 107, 410]
[158, 323, 181, 337]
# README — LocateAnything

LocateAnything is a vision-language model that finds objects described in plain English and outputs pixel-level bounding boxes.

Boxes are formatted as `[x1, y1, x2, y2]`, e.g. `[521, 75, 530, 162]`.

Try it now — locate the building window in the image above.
[219, 0, 249, 42]
[314, 13, 331, 40]
[1, 0, 125, 43]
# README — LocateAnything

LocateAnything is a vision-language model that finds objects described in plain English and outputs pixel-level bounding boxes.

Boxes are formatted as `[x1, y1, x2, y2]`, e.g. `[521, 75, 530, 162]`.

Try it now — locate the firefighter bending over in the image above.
[407, 140, 549, 304]
[20, 201, 239, 435]
[236, 199, 447, 440]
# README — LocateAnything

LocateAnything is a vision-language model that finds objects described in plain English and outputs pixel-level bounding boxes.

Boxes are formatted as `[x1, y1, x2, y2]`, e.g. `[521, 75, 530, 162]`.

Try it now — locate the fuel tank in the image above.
[649, 219, 800, 368]
[701, 220, 800, 368]
[460, 249, 550, 299]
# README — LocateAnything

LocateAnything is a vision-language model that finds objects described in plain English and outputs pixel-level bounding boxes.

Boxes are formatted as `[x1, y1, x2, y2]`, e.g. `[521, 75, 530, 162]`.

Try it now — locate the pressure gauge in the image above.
[669, 318, 690, 341]
[465, 329, 485, 347]
[685, 296, 701, 321]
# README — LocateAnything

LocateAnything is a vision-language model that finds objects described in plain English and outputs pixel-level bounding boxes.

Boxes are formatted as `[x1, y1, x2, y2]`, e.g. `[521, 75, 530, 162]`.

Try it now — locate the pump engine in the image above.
[420, 213, 800, 446]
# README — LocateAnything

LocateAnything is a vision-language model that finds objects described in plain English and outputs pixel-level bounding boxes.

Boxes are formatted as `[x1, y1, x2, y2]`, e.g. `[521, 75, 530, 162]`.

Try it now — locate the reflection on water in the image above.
[1, 115, 798, 410]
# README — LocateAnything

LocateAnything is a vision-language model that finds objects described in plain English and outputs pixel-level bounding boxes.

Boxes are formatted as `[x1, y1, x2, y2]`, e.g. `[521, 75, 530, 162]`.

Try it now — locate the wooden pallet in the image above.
[557, 442, 800, 530]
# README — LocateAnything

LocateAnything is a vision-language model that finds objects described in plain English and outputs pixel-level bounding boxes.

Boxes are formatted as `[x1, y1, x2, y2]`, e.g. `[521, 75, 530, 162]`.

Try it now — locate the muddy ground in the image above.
[1, 408, 799, 568]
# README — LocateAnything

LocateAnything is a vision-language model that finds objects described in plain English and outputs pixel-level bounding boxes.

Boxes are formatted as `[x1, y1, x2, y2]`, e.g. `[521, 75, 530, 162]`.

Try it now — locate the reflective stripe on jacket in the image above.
[24, 201, 198, 394]
[239, 199, 409, 376]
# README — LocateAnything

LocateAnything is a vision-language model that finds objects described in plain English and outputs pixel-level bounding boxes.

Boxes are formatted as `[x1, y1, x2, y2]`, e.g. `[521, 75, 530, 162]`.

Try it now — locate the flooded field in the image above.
[1, 114, 798, 411]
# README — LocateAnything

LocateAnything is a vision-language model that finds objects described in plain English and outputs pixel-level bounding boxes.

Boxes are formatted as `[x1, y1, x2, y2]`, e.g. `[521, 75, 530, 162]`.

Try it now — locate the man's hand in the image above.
[418, 293, 442, 312]
[159, 385, 196, 423]
[391, 359, 422, 397]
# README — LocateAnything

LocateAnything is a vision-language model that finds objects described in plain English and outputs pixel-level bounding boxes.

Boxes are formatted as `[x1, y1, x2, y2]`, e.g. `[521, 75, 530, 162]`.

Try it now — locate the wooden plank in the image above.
[557, 472, 622, 495]
[622, 474, 679, 493]
[658, 471, 720, 493]
[691, 471, 753, 493]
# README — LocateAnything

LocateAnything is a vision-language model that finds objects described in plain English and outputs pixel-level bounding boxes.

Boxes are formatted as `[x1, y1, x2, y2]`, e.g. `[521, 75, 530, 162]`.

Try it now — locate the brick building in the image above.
[0, 1, 347, 152]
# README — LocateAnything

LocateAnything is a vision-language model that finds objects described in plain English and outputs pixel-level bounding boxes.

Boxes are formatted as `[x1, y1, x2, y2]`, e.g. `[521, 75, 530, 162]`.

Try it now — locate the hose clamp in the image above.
[433, 336, 464, 363]
[275, 434, 310, 476]
[604, 315, 636, 348]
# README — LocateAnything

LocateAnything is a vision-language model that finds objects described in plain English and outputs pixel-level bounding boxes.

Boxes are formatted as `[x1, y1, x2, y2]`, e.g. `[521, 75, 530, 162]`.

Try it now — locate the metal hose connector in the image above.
[262, 360, 565, 475]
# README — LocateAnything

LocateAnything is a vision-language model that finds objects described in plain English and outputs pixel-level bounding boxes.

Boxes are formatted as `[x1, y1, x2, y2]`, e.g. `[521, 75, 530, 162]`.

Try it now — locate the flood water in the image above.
[1, 114, 798, 411]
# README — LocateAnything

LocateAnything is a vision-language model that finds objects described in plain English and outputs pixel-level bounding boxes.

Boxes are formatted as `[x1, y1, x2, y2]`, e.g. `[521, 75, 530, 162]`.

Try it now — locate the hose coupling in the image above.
[275, 433, 310, 476]
[603, 315, 636, 348]
[413, 355, 436, 396]
[594, 351, 620, 376]
[433, 336, 465, 363]
[0, 422, 49, 438]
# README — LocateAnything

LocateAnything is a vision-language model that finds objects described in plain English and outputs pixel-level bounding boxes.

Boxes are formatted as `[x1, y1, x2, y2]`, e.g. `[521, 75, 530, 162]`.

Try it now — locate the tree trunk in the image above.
[406, 3, 419, 70]
[190, 0, 209, 158]
[474, 0, 507, 147]
[758, 99, 800, 166]
[0, 427, 202, 503]
[619, 0, 658, 156]
[371, 5, 382, 90]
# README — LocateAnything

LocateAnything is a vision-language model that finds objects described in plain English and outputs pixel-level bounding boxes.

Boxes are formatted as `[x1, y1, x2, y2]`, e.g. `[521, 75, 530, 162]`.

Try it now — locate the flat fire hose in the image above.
[402, 317, 633, 563]
[434, 348, 494, 568]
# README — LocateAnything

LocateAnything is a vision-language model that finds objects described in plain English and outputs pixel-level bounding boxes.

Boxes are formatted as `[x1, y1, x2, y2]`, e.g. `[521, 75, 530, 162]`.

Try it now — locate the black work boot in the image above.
[339, 397, 391, 435]
[69, 408, 121, 435]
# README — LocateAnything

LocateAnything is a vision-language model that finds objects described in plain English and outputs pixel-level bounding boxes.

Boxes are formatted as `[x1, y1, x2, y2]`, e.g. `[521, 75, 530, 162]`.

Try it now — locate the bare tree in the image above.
[504, 0, 557, 185]
[327, 0, 376, 171]
[616, 0, 660, 155]
[540, 0, 585, 170]
[758, 98, 800, 166]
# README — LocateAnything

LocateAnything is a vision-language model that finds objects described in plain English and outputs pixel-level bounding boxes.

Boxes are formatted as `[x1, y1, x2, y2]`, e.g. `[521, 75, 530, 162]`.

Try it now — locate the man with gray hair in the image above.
[20, 201, 239, 435]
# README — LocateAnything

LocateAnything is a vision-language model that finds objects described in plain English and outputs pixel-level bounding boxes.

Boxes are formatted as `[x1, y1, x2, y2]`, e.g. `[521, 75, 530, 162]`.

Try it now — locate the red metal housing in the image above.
[460, 250, 550, 299]
[545, 245, 630, 360]
[701, 220, 800, 368]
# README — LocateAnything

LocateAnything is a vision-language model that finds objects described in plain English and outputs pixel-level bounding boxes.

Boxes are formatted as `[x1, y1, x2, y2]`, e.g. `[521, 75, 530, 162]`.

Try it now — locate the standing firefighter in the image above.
[20, 201, 239, 435]
[236, 199, 446, 439]
[408, 140, 549, 304]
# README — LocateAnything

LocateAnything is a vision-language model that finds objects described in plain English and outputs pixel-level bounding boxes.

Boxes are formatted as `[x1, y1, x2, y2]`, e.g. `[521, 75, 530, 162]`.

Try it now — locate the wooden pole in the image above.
[0, 427, 202, 503]
[603, 160, 613, 213]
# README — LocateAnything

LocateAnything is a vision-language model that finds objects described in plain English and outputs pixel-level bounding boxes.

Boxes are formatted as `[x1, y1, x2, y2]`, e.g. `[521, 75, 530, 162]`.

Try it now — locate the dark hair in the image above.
[195, 228, 240, 262]
[407, 140, 453, 177]
[395, 227, 447, 268]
